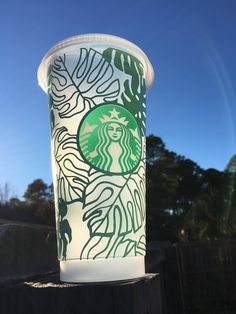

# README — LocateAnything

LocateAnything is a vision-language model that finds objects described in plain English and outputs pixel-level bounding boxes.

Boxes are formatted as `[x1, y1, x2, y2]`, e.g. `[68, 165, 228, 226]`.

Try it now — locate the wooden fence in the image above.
[161, 240, 236, 314]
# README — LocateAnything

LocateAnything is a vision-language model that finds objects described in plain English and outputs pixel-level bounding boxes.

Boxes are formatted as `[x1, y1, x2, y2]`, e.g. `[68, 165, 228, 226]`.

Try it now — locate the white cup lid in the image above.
[37, 33, 154, 93]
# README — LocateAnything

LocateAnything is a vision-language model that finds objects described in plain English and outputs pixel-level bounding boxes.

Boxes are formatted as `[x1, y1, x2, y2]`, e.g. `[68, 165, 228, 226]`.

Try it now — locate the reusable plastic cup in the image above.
[38, 34, 154, 282]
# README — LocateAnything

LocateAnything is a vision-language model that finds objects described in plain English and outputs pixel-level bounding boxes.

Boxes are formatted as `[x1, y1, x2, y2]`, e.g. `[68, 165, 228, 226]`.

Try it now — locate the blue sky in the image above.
[0, 0, 235, 198]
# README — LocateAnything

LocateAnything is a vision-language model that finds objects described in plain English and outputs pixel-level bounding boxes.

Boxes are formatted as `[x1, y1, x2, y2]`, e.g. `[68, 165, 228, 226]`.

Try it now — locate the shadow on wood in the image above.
[0, 273, 162, 314]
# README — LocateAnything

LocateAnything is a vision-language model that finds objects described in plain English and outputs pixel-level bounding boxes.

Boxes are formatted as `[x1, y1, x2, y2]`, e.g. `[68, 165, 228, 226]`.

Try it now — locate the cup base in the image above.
[60, 256, 145, 283]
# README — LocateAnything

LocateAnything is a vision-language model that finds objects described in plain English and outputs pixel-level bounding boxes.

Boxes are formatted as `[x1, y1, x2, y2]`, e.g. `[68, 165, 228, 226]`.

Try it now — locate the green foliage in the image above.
[0, 135, 235, 241]
[225, 154, 236, 173]
[0, 179, 55, 226]
[24, 179, 48, 204]
[22, 179, 55, 225]
[146, 135, 236, 242]
[223, 159, 236, 237]
[146, 135, 166, 165]
[183, 188, 226, 240]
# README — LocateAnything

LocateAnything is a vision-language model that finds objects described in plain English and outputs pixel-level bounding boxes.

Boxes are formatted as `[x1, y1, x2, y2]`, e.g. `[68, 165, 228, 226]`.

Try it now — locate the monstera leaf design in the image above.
[57, 198, 72, 260]
[103, 48, 146, 135]
[48, 48, 120, 118]
[122, 234, 146, 257]
[81, 161, 146, 258]
[53, 127, 90, 203]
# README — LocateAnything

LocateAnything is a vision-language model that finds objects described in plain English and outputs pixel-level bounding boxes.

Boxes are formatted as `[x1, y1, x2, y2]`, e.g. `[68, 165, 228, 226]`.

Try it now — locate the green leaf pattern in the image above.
[48, 48, 120, 118]
[103, 48, 146, 135]
[52, 126, 90, 203]
[48, 47, 147, 260]
[80, 157, 146, 259]
[57, 198, 72, 260]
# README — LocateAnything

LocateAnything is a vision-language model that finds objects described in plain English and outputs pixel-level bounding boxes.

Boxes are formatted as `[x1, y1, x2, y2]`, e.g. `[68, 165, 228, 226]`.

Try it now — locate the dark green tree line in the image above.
[146, 135, 236, 242]
[0, 135, 235, 240]
[0, 179, 55, 225]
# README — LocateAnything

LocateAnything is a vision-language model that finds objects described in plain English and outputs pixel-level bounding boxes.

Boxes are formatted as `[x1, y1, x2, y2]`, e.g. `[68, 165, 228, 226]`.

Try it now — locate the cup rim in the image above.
[37, 33, 154, 93]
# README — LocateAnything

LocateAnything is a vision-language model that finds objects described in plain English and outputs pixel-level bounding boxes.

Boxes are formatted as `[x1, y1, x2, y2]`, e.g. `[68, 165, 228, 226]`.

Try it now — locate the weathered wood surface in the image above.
[0, 224, 163, 313]
[0, 273, 161, 314]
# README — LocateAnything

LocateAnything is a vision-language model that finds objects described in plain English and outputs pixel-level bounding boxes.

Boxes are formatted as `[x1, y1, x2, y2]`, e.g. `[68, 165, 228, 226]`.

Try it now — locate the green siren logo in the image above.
[78, 104, 142, 174]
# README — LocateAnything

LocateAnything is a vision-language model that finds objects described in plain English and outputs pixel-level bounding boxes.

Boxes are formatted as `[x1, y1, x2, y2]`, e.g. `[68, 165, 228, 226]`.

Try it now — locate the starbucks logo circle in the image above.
[77, 104, 142, 174]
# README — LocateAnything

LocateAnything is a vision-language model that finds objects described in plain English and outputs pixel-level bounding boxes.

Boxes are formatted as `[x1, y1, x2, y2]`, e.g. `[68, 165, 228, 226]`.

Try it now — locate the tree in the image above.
[183, 188, 227, 240]
[0, 182, 11, 204]
[146, 135, 166, 165]
[47, 183, 54, 203]
[225, 154, 236, 173]
[24, 179, 55, 225]
[8, 197, 22, 208]
[24, 179, 48, 204]
[145, 135, 233, 242]
[223, 155, 236, 237]
[146, 135, 205, 242]
[181, 165, 236, 240]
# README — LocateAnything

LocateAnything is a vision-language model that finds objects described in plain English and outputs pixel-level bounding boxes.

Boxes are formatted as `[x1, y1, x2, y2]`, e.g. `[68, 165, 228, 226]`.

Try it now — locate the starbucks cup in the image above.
[38, 34, 154, 282]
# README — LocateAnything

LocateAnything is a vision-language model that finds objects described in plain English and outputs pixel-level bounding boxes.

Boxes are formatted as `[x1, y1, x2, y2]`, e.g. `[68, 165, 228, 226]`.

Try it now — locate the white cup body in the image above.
[38, 34, 154, 282]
